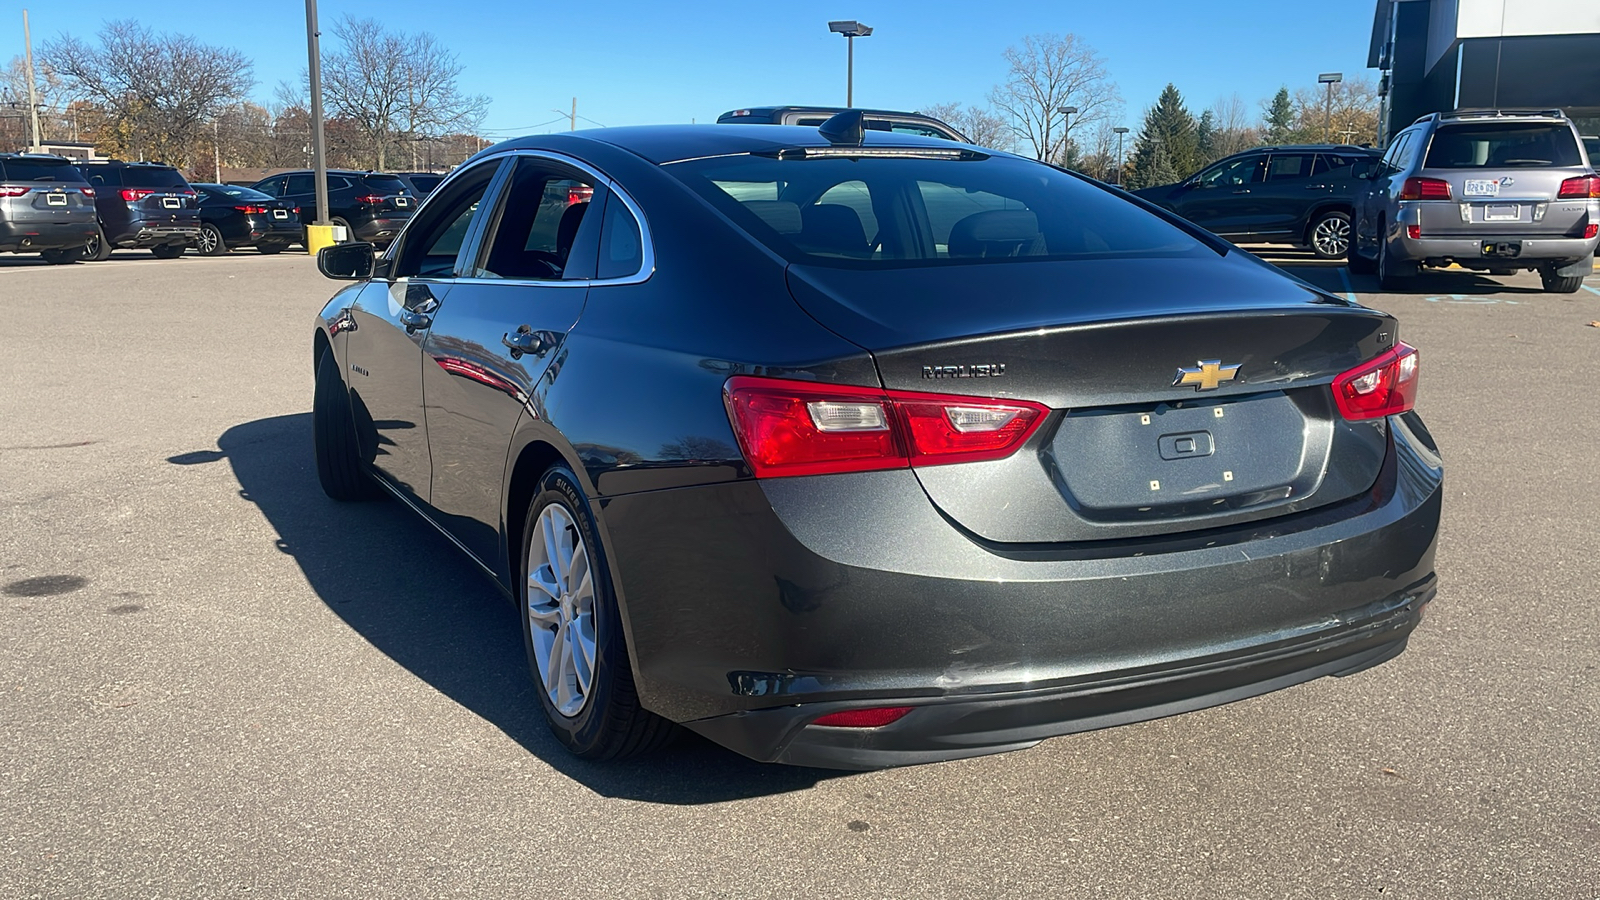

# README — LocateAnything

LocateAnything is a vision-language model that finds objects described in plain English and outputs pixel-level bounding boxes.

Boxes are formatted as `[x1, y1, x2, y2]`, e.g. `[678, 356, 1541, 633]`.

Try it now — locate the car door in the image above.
[281, 172, 315, 226]
[1170, 154, 1267, 237]
[1358, 131, 1415, 250]
[1254, 152, 1319, 238]
[342, 166, 503, 504]
[420, 154, 612, 566]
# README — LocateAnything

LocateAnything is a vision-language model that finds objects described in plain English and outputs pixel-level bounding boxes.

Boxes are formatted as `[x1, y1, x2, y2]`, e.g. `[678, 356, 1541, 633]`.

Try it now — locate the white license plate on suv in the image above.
[162, 196, 181, 209]
[1484, 203, 1520, 221]
[1464, 179, 1500, 197]
[46, 193, 67, 206]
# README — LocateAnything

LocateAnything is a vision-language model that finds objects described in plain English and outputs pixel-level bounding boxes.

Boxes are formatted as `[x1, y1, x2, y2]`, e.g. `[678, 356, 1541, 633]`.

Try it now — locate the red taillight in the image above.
[1406, 224, 1421, 240]
[292, 207, 301, 214]
[233, 205, 270, 214]
[1400, 177, 1451, 201]
[1557, 175, 1600, 199]
[567, 185, 594, 206]
[1332, 343, 1419, 421]
[82, 187, 95, 198]
[120, 188, 154, 201]
[813, 707, 914, 728]
[1585, 223, 1599, 239]
[0, 186, 29, 197]
[355, 194, 386, 204]
[722, 376, 1049, 478]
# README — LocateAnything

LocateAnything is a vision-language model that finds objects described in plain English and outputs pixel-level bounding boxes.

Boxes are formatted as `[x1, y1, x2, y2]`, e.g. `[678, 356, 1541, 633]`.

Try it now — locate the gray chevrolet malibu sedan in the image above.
[311, 118, 1443, 769]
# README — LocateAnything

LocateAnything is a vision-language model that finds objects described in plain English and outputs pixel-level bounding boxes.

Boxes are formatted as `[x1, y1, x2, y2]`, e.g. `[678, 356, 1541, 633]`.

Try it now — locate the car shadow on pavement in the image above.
[194, 413, 840, 804]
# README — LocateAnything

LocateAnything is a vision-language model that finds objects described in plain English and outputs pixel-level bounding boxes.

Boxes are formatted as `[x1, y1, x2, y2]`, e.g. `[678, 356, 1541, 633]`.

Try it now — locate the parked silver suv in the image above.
[1349, 109, 1598, 293]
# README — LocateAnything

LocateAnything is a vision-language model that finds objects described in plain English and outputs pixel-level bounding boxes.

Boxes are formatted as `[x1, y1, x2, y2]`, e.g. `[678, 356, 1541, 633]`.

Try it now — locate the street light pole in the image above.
[1113, 126, 1130, 185]
[306, 0, 331, 227]
[1055, 105, 1079, 165]
[1318, 72, 1343, 143]
[828, 21, 873, 107]
[22, 9, 42, 151]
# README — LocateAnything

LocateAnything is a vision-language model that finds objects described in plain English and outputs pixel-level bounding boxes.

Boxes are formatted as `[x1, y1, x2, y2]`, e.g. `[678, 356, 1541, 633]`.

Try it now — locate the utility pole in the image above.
[305, 0, 330, 227]
[1113, 126, 1130, 186]
[570, 98, 576, 132]
[23, 9, 43, 151]
[212, 119, 221, 182]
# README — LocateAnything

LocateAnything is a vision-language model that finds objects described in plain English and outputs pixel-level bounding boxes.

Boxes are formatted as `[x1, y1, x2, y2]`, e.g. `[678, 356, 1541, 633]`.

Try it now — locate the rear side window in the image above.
[597, 196, 643, 279]
[1423, 123, 1582, 169]
[120, 167, 189, 189]
[2, 159, 86, 183]
[1265, 154, 1314, 182]
[362, 174, 407, 194]
[1312, 153, 1366, 177]
[669, 153, 1210, 269]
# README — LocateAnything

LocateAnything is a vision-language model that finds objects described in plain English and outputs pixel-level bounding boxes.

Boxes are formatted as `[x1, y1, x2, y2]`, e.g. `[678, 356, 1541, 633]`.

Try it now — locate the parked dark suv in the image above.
[1132, 145, 1382, 259]
[75, 160, 202, 260]
[250, 169, 416, 246]
[0, 153, 99, 263]
[718, 106, 968, 142]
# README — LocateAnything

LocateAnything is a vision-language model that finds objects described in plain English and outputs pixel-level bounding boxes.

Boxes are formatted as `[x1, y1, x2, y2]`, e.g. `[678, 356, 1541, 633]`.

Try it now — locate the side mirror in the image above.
[317, 242, 378, 280]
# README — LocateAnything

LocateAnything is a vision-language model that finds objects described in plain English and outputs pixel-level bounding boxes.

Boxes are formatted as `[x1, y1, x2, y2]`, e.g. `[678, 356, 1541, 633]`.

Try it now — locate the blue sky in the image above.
[8, 0, 1379, 136]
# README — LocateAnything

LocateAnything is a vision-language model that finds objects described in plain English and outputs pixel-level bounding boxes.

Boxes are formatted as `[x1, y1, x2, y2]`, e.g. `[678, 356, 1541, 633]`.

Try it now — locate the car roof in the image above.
[722, 106, 943, 118]
[489, 124, 989, 166]
[1239, 144, 1378, 154]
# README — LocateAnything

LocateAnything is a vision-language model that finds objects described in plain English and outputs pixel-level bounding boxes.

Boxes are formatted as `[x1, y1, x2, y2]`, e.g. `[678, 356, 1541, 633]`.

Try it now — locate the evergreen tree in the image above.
[1126, 83, 1199, 188]
[1195, 109, 1217, 165]
[1263, 87, 1295, 146]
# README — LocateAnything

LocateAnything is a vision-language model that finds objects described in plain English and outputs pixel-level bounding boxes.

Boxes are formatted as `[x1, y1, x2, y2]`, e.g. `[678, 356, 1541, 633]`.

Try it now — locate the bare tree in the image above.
[1206, 93, 1260, 157]
[1291, 77, 1381, 146]
[988, 33, 1119, 162]
[306, 17, 488, 170]
[921, 102, 1013, 151]
[43, 22, 252, 163]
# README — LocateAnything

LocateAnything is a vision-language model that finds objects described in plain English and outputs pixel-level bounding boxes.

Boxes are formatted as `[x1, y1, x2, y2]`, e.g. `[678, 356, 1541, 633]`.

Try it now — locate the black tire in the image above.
[313, 350, 383, 501]
[1307, 210, 1352, 260]
[256, 242, 286, 255]
[1377, 223, 1417, 291]
[1539, 269, 1585, 294]
[84, 228, 112, 261]
[520, 466, 675, 761]
[330, 217, 354, 243]
[151, 242, 185, 259]
[1346, 245, 1376, 275]
[40, 247, 82, 265]
[196, 223, 228, 256]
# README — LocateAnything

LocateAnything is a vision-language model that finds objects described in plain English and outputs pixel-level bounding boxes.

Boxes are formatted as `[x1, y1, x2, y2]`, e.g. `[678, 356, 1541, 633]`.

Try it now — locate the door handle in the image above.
[502, 326, 558, 359]
[1232, 189, 1252, 194]
[1304, 184, 1332, 190]
[398, 308, 432, 331]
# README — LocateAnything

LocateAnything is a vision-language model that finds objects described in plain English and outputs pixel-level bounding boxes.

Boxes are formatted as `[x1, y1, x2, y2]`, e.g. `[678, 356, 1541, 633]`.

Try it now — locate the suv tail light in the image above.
[0, 186, 30, 197]
[120, 188, 155, 201]
[1585, 223, 1599, 239]
[1332, 343, 1419, 421]
[1400, 177, 1451, 201]
[1557, 175, 1600, 199]
[723, 376, 1049, 478]
[354, 194, 386, 204]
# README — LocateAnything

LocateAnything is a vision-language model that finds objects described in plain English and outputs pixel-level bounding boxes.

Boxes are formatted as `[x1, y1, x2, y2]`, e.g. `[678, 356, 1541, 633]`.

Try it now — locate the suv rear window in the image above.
[1424, 123, 1583, 169]
[2, 159, 86, 183]
[362, 174, 407, 193]
[120, 167, 190, 188]
[668, 152, 1210, 269]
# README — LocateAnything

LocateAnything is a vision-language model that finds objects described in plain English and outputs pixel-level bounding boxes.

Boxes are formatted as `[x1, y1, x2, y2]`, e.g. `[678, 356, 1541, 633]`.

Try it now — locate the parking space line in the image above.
[1582, 284, 1600, 297]
[1336, 266, 1358, 303]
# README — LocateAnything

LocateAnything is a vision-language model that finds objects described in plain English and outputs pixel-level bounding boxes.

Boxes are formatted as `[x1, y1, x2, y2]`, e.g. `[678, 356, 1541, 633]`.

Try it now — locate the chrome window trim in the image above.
[407, 147, 656, 289]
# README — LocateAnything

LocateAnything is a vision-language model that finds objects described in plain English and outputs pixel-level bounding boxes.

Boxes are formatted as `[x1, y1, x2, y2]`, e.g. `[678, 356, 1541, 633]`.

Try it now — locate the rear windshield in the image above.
[1424, 123, 1583, 169]
[363, 174, 408, 193]
[407, 174, 443, 192]
[666, 152, 1211, 269]
[2, 159, 86, 183]
[214, 185, 274, 201]
[121, 167, 190, 188]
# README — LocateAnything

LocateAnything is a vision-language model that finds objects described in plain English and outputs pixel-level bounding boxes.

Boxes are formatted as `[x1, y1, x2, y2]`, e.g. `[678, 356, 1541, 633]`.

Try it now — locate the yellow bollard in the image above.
[304, 224, 347, 255]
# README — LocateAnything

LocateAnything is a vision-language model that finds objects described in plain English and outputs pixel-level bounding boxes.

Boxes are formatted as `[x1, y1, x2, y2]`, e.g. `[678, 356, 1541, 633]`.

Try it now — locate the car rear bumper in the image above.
[110, 223, 203, 247]
[352, 217, 409, 244]
[236, 217, 302, 245]
[0, 219, 98, 252]
[600, 413, 1444, 768]
[1397, 231, 1599, 264]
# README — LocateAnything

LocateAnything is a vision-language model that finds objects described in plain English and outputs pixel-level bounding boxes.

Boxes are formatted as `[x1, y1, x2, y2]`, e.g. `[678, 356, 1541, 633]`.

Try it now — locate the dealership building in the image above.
[1369, 0, 1600, 144]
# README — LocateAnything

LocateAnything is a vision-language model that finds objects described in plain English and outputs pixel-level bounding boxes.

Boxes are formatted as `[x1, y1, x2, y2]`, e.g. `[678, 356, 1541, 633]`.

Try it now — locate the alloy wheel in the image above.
[526, 503, 598, 717]
[197, 225, 220, 255]
[1312, 215, 1350, 258]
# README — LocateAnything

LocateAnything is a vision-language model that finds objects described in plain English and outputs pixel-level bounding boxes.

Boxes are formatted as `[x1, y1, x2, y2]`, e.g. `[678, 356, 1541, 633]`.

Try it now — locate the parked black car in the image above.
[250, 169, 416, 246]
[719, 106, 968, 142]
[309, 119, 1441, 770]
[1132, 145, 1382, 259]
[390, 172, 446, 196]
[0, 153, 98, 263]
[76, 159, 202, 260]
[189, 183, 302, 255]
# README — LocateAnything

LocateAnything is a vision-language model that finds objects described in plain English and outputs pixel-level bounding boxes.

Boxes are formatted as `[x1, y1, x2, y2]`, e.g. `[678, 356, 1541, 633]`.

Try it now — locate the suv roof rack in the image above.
[1415, 108, 1566, 125]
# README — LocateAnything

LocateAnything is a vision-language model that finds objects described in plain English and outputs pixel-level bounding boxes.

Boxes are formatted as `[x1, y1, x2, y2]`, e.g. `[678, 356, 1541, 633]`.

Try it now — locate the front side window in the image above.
[284, 173, 314, 195]
[1197, 155, 1264, 188]
[475, 158, 597, 281]
[393, 160, 501, 279]
[1423, 122, 1583, 169]
[668, 152, 1211, 269]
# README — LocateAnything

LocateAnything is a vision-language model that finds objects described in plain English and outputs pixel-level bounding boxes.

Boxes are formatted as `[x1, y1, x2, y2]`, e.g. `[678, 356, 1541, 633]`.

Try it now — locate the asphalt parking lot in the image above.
[2, 248, 1598, 899]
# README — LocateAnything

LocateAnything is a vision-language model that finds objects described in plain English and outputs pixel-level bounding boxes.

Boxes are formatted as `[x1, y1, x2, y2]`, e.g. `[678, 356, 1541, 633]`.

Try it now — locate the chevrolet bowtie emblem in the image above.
[1174, 359, 1241, 391]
